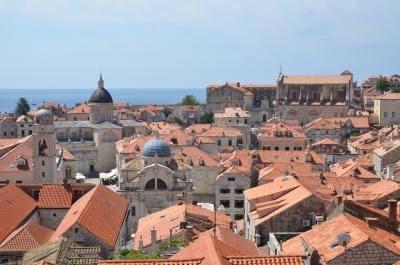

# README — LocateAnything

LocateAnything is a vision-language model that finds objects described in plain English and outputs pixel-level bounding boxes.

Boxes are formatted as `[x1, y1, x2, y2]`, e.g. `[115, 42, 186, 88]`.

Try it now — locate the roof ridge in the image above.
[0, 135, 32, 162]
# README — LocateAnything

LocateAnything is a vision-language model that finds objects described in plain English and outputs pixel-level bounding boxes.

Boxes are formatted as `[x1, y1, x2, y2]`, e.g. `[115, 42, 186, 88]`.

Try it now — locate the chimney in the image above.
[150, 227, 157, 247]
[138, 235, 144, 252]
[365, 217, 379, 228]
[388, 199, 397, 223]
[185, 225, 193, 242]
[237, 82, 240, 87]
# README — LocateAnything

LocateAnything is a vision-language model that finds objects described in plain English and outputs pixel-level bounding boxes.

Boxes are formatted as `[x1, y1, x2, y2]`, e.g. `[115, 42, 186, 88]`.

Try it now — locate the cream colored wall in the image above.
[375, 99, 400, 126]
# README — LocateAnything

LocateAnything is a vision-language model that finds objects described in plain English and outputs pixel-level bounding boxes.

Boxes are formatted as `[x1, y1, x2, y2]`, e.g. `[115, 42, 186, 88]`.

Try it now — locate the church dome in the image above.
[88, 74, 113, 104]
[142, 137, 171, 158]
[341, 70, 353, 76]
[34, 108, 53, 124]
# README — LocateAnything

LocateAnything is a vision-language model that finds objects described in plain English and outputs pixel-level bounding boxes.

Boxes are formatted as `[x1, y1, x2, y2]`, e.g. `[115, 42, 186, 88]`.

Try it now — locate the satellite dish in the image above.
[336, 232, 351, 247]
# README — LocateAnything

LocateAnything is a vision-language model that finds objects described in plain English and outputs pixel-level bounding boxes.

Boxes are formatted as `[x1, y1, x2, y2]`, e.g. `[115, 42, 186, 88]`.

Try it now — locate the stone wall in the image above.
[329, 241, 399, 265]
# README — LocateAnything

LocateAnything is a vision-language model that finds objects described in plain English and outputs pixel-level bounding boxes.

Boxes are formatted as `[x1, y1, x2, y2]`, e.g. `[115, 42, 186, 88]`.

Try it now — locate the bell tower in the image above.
[32, 109, 58, 183]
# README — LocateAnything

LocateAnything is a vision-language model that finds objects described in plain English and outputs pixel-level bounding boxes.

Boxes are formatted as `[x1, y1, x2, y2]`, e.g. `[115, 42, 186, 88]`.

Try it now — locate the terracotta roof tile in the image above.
[185, 124, 212, 134]
[67, 104, 90, 114]
[51, 185, 128, 247]
[133, 203, 230, 250]
[354, 179, 400, 202]
[214, 108, 250, 118]
[0, 136, 33, 173]
[378, 92, 400, 100]
[224, 256, 305, 265]
[0, 185, 37, 243]
[0, 221, 54, 252]
[282, 214, 400, 262]
[98, 259, 204, 265]
[173, 146, 218, 167]
[281, 74, 351, 85]
[172, 233, 250, 265]
[199, 126, 242, 138]
[37, 185, 73, 209]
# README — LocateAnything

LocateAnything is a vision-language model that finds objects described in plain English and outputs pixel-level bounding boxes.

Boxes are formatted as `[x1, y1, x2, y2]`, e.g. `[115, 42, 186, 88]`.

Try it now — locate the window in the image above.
[392, 112, 396, 118]
[263, 146, 271, 150]
[21, 130, 25, 136]
[228, 140, 232, 146]
[16, 181, 22, 184]
[285, 146, 290, 151]
[42, 172, 45, 178]
[20, 124, 24, 128]
[235, 189, 244, 194]
[274, 146, 279, 151]
[235, 200, 244, 208]
[228, 177, 235, 182]
[302, 220, 311, 227]
[236, 120, 239, 123]
[220, 200, 230, 208]
[131, 206, 136, 216]
[74, 117, 77, 121]
[218, 140, 221, 146]
[42, 161, 45, 166]
[244, 119, 248, 124]
[220, 188, 230, 194]
[3, 132, 6, 136]
[53, 213, 57, 217]
[74, 227, 79, 233]
[234, 214, 244, 220]
[29, 130, 32, 135]
[384, 112, 388, 118]
[237, 139, 243, 145]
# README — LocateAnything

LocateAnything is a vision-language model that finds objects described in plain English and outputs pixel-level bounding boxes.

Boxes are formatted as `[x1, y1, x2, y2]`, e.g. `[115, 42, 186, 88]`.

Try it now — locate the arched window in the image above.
[157, 179, 167, 190]
[145, 179, 155, 190]
[262, 114, 267, 122]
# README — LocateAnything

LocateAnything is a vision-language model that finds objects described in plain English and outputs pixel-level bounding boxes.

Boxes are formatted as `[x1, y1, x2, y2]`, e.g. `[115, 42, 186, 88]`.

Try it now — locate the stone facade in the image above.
[245, 194, 327, 244]
[216, 170, 249, 220]
[329, 241, 399, 265]
[275, 71, 354, 123]
[0, 117, 17, 138]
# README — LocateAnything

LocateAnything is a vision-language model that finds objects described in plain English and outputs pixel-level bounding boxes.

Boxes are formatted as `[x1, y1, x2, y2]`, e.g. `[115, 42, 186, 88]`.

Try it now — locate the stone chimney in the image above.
[150, 227, 157, 247]
[177, 194, 184, 205]
[365, 217, 379, 228]
[236, 82, 241, 87]
[185, 225, 193, 242]
[388, 199, 397, 223]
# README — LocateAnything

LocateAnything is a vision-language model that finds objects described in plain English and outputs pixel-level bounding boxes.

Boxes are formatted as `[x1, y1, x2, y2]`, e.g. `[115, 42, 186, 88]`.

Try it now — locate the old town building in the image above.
[275, 70, 355, 123]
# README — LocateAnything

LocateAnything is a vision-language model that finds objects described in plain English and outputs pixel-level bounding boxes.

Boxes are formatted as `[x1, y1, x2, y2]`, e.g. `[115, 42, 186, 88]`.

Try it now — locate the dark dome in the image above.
[88, 74, 113, 103]
[341, 70, 352, 76]
[142, 138, 171, 158]
[88, 87, 113, 103]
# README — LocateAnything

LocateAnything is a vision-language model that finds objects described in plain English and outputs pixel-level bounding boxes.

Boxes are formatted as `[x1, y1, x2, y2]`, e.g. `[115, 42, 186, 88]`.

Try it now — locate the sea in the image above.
[0, 88, 206, 113]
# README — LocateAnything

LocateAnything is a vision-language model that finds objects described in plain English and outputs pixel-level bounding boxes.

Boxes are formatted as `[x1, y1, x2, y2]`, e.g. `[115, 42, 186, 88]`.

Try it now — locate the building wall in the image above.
[38, 208, 68, 229]
[66, 113, 90, 121]
[0, 119, 17, 139]
[276, 105, 349, 124]
[329, 241, 399, 265]
[216, 172, 250, 220]
[245, 194, 327, 244]
[259, 136, 307, 151]
[374, 99, 400, 126]
[17, 122, 33, 138]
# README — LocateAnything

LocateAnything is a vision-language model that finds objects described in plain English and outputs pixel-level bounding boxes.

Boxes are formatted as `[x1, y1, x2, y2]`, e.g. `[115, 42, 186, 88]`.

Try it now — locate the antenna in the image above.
[280, 64, 283, 75]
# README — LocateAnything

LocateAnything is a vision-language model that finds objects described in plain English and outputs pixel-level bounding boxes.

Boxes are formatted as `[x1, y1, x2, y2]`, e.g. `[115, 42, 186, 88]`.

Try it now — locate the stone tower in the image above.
[32, 109, 58, 183]
[88, 74, 114, 124]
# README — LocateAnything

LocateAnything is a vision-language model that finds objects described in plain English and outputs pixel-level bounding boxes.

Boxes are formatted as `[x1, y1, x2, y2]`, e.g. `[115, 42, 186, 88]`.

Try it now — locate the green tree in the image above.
[199, 112, 214, 124]
[391, 87, 400, 93]
[15, 97, 30, 115]
[181, 94, 199, 105]
[376, 79, 390, 92]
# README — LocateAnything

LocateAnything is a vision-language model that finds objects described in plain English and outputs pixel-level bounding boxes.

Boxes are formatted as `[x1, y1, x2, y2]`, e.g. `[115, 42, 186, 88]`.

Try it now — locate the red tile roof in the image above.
[51, 185, 128, 247]
[185, 124, 212, 134]
[0, 221, 53, 252]
[67, 104, 90, 114]
[378, 92, 400, 100]
[0, 136, 33, 173]
[199, 126, 242, 138]
[37, 185, 73, 209]
[282, 214, 400, 262]
[0, 185, 37, 244]
[98, 259, 204, 265]
[172, 233, 250, 265]
[224, 256, 306, 265]
[133, 203, 231, 250]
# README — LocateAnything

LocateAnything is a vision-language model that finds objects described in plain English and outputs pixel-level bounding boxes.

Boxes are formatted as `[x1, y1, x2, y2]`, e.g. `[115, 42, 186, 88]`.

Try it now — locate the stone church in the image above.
[117, 135, 196, 230]
[54, 75, 122, 177]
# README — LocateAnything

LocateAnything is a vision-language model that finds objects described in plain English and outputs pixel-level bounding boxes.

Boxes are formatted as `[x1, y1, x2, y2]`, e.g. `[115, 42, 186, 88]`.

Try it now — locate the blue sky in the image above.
[0, 0, 399, 89]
